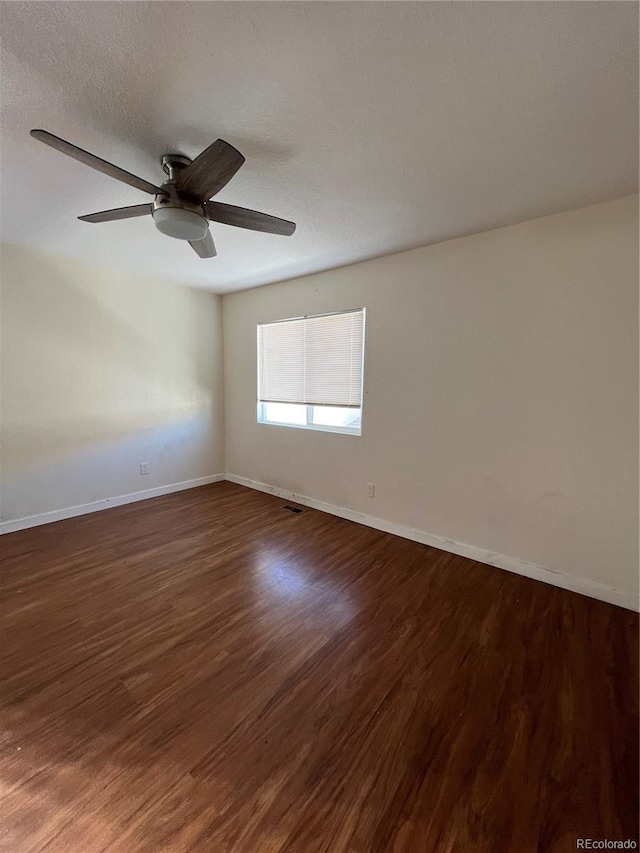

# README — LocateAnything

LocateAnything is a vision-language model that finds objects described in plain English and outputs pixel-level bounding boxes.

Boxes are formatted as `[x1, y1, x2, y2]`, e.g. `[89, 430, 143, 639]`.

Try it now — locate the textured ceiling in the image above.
[1, 1, 638, 293]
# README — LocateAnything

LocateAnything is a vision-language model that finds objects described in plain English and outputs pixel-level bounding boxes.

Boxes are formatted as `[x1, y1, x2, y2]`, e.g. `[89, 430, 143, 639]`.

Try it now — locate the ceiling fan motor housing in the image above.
[153, 155, 209, 241]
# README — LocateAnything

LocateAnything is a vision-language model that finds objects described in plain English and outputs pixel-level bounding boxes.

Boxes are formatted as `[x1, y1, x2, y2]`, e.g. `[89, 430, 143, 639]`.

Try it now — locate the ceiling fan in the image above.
[30, 129, 296, 258]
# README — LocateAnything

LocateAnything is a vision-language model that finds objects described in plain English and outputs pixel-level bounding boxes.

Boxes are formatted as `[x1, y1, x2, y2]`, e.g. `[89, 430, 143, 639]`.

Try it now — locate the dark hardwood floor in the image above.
[1, 482, 638, 852]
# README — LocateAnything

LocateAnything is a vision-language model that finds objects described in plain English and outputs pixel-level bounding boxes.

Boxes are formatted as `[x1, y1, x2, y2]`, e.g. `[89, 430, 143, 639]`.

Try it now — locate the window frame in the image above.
[256, 308, 365, 437]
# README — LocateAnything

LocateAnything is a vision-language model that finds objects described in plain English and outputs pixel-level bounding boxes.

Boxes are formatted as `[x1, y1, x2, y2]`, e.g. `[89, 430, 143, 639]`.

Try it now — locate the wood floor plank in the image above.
[1, 481, 637, 852]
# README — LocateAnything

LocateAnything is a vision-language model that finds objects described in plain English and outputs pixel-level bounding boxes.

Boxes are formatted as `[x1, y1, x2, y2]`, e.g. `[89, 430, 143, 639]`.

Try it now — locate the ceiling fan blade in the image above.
[78, 204, 152, 223]
[175, 139, 245, 202]
[189, 230, 217, 259]
[30, 129, 166, 196]
[205, 202, 296, 236]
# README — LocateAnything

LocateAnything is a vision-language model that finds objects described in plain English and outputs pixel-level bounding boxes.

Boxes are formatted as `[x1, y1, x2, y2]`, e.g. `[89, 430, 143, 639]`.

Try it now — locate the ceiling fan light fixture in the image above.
[152, 207, 209, 241]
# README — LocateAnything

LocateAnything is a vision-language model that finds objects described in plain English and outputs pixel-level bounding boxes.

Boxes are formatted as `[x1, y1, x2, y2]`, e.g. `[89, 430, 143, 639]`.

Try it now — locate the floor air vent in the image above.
[283, 506, 304, 514]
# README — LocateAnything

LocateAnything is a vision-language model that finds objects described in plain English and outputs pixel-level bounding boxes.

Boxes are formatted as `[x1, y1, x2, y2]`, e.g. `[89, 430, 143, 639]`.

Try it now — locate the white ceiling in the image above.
[1, 2, 637, 294]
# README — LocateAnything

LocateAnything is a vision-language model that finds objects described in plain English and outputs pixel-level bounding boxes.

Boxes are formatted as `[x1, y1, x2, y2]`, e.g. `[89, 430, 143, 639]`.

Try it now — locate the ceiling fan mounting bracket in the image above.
[161, 153, 192, 180]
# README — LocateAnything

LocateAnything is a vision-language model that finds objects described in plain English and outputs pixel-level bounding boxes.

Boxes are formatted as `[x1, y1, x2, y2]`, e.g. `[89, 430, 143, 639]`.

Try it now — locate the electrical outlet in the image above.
[139, 462, 149, 476]
[366, 483, 375, 498]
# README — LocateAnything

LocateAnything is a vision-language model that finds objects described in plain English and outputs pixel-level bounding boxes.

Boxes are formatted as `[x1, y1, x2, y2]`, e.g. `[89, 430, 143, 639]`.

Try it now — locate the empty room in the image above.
[0, 2, 638, 851]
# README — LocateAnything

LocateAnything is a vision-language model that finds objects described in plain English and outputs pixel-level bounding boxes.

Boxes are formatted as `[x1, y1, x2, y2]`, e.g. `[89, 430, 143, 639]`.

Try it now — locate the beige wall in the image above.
[223, 196, 639, 601]
[1, 244, 224, 523]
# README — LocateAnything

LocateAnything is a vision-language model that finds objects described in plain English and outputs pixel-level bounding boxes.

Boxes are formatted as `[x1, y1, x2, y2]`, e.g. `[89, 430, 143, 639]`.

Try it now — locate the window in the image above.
[257, 309, 365, 435]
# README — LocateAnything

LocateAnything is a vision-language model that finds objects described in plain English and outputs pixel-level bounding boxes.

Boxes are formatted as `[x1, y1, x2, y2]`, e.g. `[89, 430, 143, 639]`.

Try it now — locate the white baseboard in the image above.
[226, 473, 639, 612]
[0, 474, 226, 535]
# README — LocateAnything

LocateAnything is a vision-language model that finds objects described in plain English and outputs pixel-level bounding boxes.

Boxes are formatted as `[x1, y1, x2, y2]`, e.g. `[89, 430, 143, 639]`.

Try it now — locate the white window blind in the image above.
[258, 309, 365, 408]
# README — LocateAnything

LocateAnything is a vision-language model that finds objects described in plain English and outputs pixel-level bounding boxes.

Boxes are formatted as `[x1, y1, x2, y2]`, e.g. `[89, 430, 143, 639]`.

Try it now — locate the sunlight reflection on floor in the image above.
[252, 549, 356, 630]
